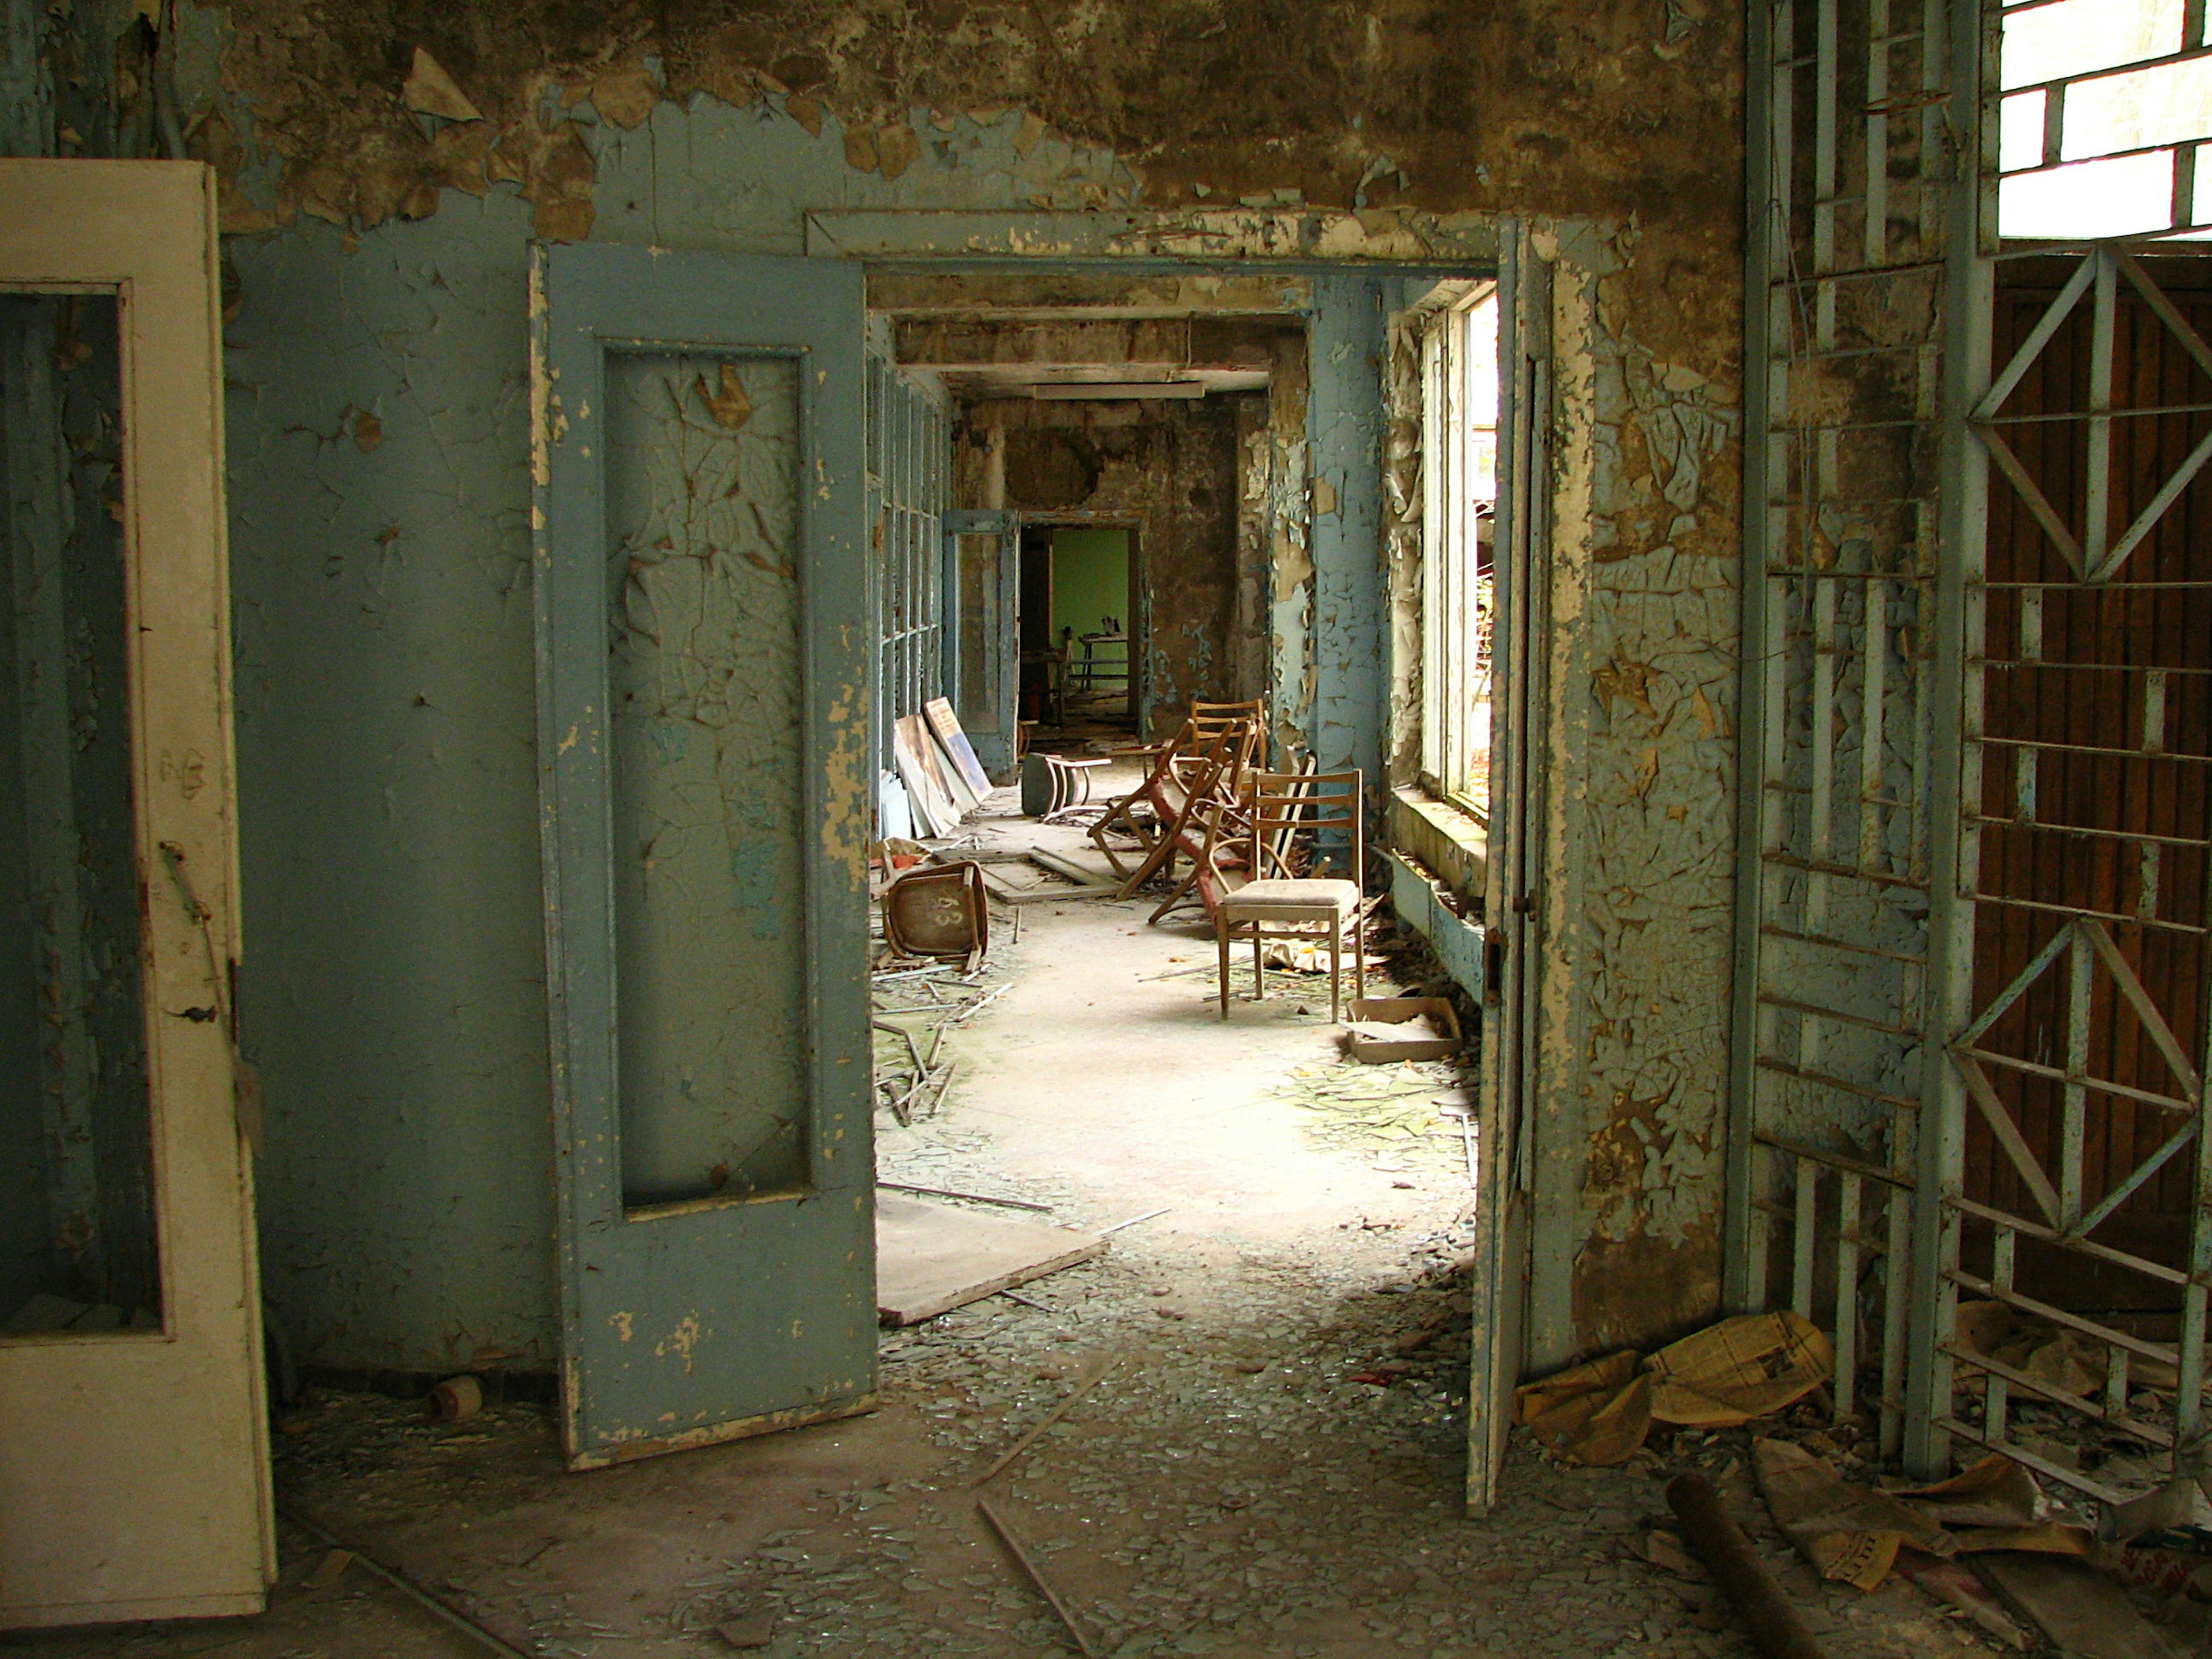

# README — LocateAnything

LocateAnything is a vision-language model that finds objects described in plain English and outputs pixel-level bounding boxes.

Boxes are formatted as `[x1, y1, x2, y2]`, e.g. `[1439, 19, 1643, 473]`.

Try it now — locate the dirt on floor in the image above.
[16, 786, 2006, 1659]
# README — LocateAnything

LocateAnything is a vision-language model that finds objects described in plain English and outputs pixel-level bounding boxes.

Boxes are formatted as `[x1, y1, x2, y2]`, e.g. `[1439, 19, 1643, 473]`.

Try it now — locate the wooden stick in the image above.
[975, 1498, 1099, 1659]
[973, 1351, 1119, 1487]
[877, 1181, 1052, 1214]
[1098, 1206, 1171, 1235]
[281, 1506, 532, 1659]
[1666, 1472, 1828, 1659]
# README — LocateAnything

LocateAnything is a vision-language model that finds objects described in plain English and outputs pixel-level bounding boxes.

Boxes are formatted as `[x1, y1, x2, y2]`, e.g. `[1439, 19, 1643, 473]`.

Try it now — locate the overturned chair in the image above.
[1086, 697, 1266, 883]
[1211, 768, 1366, 1022]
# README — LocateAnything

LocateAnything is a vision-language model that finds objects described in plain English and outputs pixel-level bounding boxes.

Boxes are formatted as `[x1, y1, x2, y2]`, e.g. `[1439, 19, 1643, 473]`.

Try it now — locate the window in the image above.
[1418, 287, 1501, 814]
[1998, 0, 2212, 241]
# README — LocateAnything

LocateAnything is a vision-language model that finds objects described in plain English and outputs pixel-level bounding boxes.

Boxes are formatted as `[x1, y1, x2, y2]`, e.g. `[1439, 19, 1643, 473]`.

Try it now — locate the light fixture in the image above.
[1031, 381, 1207, 400]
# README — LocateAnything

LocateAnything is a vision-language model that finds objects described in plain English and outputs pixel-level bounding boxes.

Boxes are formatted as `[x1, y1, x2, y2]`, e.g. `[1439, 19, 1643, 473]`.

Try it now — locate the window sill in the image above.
[1388, 787, 1488, 907]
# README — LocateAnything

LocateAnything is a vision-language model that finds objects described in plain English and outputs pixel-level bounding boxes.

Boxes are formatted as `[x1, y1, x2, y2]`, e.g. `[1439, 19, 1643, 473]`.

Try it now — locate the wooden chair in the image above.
[1085, 698, 1265, 878]
[1111, 715, 1262, 902]
[1213, 768, 1365, 1022]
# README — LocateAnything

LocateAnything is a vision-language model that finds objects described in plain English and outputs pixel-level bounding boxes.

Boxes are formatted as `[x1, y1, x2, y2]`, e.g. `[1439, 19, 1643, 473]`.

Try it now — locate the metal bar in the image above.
[2078, 916, 2203, 1099]
[1727, 0, 1783, 1308]
[1985, 1226, 2015, 1445]
[1793, 1156, 1819, 1318]
[1965, 816, 2212, 851]
[1965, 890, 2209, 938]
[2084, 248, 2116, 569]
[2070, 1116, 2199, 1241]
[1972, 733, 2212, 765]
[1973, 251, 2094, 419]
[1939, 1344, 2173, 1445]
[1956, 1043, 2196, 1118]
[1935, 1418, 2131, 1504]
[1756, 1057, 1925, 1116]
[1761, 921, 1929, 965]
[1835, 1172, 1862, 1418]
[1756, 1131, 1918, 1190]
[1953, 1050, 2064, 1224]
[1947, 1191, 2193, 1286]
[1947, 1268, 2186, 1366]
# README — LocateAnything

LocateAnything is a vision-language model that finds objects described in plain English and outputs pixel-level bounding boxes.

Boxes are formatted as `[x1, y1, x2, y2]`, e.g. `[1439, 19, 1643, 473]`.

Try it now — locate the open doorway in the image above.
[1015, 522, 1138, 741]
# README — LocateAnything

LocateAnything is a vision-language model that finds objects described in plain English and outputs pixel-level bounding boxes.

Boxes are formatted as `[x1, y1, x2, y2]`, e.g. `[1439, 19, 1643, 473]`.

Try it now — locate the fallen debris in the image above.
[1753, 1437, 1955, 1589]
[1668, 1469, 1831, 1659]
[874, 1192, 1103, 1325]
[1518, 1310, 1835, 1466]
[1975, 1551, 2186, 1659]
[1892, 1552, 2031, 1650]
[1341, 996, 1463, 1062]
[876, 1180, 1052, 1214]
[972, 1349, 1118, 1486]
[976, 1497, 1099, 1659]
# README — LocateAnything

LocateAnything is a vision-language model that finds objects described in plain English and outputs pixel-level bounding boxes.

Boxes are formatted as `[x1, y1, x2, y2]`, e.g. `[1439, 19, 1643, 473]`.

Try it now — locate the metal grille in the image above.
[867, 353, 951, 786]
[1938, 251, 2212, 1494]
[1729, 0, 1979, 1464]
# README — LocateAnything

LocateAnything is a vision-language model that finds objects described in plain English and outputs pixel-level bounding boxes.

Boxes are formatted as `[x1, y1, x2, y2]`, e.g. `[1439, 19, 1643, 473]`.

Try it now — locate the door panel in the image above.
[943, 510, 1019, 778]
[0, 160, 268, 1626]
[531, 245, 874, 1468]
[1465, 227, 1547, 1516]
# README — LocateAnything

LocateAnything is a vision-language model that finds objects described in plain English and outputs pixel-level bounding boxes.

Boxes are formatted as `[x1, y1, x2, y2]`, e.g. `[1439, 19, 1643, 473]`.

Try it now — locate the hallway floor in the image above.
[23, 795, 1997, 1659]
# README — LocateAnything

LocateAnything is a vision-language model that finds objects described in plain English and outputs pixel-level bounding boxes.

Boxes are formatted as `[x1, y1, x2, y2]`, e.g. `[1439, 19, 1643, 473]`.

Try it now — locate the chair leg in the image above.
[1352, 911, 1366, 1005]
[1252, 931, 1264, 1002]
[1218, 921, 1232, 1019]
[1329, 925, 1341, 1024]
[1148, 867, 1200, 925]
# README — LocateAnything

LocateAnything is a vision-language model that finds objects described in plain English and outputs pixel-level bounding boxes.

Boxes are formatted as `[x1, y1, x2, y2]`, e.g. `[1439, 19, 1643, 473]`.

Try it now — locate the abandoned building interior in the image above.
[4, 1, 2212, 1656]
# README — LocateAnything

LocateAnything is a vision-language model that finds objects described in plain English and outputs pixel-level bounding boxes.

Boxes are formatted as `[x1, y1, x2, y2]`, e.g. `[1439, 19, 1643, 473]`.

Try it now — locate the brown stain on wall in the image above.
[190, 1, 1740, 347]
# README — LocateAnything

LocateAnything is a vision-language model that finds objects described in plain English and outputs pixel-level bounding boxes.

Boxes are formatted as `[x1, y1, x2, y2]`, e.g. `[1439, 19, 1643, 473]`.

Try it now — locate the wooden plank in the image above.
[875, 1194, 1103, 1325]
[925, 696, 994, 798]
[1974, 1552, 2183, 1659]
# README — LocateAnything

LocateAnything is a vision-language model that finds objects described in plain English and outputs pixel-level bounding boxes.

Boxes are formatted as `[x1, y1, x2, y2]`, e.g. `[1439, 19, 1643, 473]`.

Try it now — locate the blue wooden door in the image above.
[941, 510, 1020, 778]
[529, 245, 874, 1468]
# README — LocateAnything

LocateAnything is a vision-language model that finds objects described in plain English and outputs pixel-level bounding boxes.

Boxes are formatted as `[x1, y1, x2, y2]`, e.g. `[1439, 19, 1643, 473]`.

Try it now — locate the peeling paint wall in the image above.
[960, 396, 1249, 739]
[10, 0, 1748, 1370]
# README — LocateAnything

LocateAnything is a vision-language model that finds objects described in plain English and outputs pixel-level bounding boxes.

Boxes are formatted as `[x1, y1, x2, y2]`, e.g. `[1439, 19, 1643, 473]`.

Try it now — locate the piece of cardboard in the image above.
[892, 715, 960, 836]
[1343, 997, 1463, 1062]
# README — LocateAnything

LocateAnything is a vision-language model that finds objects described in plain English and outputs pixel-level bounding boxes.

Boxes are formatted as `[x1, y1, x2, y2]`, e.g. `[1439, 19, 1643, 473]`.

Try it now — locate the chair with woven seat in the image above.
[1213, 768, 1365, 1022]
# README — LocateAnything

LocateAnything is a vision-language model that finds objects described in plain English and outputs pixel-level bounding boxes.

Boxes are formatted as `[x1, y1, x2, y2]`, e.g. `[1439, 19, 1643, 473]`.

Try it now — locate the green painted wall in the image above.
[1049, 527, 1128, 706]
[1048, 527, 1127, 645]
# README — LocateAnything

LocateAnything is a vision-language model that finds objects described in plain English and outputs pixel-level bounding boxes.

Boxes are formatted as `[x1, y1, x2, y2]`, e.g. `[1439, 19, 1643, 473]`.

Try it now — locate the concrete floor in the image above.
[17, 789, 1998, 1659]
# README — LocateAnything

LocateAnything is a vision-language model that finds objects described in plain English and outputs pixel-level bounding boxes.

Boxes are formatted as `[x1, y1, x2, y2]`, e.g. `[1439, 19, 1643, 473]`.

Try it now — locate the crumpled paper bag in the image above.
[1755, 1437, 1958, 1589]
[1515, 1310, 1834, 1466]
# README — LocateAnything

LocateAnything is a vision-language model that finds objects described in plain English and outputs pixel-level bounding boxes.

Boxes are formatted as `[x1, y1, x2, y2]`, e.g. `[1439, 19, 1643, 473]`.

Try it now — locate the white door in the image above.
[0, 160, 271, 1626]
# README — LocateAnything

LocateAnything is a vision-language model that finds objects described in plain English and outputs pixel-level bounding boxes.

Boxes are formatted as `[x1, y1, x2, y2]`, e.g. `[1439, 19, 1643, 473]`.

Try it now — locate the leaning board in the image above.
[925, 696, 995, 798]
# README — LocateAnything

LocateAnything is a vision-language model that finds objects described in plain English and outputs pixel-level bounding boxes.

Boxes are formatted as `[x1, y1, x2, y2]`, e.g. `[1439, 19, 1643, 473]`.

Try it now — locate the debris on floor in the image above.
[1516, 1309, 1834, 1466]
[875, 1192, 1105, 1325]
[1341, 995, 1463, 1062]
[1268, 1056, 1470, 1172]
[872, 961, 1010, 1126]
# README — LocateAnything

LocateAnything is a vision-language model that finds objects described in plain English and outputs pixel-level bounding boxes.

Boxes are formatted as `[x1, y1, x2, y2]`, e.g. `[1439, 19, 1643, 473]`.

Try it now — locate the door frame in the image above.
[815, 221, 1558, 1514]
[1013, 512, 1146, 736]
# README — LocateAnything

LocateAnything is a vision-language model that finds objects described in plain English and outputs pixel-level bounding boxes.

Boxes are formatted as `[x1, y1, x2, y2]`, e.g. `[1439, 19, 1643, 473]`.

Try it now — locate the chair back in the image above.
[1248, 767, 1362, 887]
